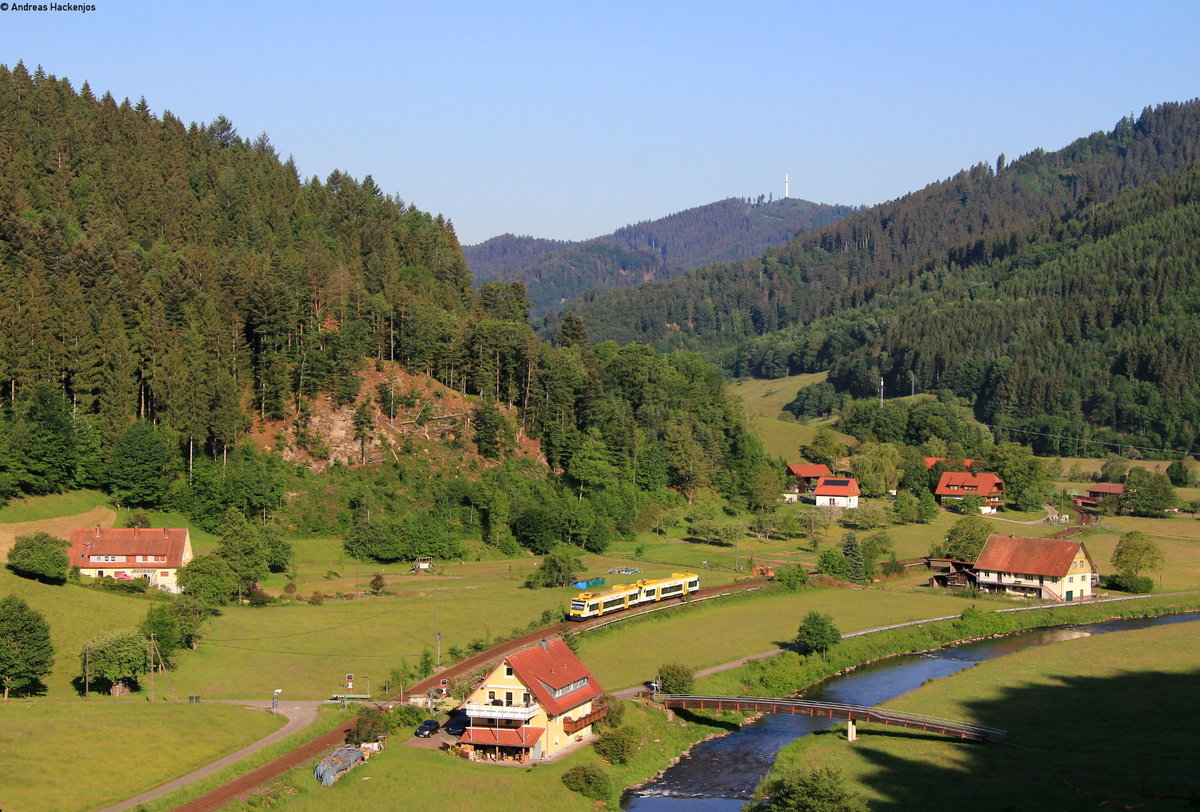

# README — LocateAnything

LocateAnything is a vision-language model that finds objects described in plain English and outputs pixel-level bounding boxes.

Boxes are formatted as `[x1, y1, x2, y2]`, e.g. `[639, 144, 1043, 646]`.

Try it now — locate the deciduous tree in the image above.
[6, 532, 70, 584]
[0, 595, 54, 700]
[1111, 531, 1165, 579]
[795, 611, 841, 659]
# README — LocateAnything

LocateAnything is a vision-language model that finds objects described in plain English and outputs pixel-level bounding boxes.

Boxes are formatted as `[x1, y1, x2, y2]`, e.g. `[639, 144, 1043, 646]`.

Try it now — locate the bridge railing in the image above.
[653, 694, 1006, 742]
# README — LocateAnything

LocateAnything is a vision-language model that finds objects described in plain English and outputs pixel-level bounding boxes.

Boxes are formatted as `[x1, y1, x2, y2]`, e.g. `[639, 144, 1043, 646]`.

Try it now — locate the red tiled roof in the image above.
[461, 726, 545, 748]
[787, 463, 832, 479]
[508, 638, 604, 717]
[975, 535, 1087, 577]
[935, 472, 1003, 498]
[67, 527, 191, 569]
[924, 457, 977, 469]
[1088, 483, 1125, 495]
[812, 477, 860, 497]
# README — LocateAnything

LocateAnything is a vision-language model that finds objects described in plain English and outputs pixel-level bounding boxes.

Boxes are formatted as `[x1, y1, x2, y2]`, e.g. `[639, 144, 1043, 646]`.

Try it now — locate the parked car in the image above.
[443, 715, 468, 737]
[415, 719, 440, 738]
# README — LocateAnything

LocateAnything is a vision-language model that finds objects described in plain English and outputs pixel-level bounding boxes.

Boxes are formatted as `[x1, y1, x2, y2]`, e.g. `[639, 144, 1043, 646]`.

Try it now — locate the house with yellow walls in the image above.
[974, 534, 1098, 602]
[67, 527, 193, 593]
[458, 637, 605, 762]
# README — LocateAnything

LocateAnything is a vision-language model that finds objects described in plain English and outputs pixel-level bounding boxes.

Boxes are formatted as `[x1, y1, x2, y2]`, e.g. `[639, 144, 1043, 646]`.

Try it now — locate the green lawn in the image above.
[0, 568, 151, 696]
[576, 587, 978, 691]
[0, 700, 284, 812]
[212, 696, 737, 812]
[0, 490, 111, 523]
[768, 621, 1200, 810]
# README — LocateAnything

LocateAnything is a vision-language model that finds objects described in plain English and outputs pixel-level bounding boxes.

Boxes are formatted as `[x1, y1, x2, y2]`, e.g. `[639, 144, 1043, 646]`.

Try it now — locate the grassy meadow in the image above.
[209, 696, 738, 812]
[768, 620, 1200, 809]
[0, 700, 284, 812]
[729, 373, 856, 459]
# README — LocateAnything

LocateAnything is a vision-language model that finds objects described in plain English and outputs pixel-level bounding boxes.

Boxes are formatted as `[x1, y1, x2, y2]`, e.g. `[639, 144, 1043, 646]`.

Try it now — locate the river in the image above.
[622, 612, 1200, 810]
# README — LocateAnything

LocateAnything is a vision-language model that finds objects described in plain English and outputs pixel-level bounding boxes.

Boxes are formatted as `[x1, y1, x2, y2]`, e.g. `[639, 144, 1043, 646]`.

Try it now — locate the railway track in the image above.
[172, 576, 771, 811]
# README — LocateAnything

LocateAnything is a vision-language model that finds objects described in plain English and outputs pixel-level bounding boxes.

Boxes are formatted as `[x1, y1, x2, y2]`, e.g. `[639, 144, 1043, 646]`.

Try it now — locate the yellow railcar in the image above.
[568, 572, 699, 620]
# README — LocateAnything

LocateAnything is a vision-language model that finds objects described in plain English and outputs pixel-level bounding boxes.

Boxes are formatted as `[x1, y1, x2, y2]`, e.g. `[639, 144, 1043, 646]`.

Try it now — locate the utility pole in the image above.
[150, 633, 155, 702]
[879, 377, 884, 406]
[435, 591, 441, 668]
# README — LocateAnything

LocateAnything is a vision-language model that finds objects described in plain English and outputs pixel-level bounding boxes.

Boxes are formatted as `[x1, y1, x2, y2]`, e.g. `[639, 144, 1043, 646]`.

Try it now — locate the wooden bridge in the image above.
[655, 694, 1006, 743]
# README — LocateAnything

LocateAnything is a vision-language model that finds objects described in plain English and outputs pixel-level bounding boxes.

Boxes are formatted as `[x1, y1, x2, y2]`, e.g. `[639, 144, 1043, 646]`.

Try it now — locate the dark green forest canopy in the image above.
[782, 162, 1200, 455]
[0, 62, 771, 526]
[567, 100, 1200, 455]
[467, 197, 858, 318]
[570, 100, 1200, 351]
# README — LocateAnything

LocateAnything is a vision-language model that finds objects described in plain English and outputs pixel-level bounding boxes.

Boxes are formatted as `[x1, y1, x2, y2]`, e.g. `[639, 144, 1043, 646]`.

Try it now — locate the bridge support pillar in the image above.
[846, 719, 857, 742]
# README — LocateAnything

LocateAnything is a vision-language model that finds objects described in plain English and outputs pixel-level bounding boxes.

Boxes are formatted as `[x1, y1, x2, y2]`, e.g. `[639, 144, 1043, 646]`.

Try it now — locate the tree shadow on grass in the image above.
[682, 536, 733, 547]
[849, 668, 1200, 809]
[671, 707, 743, 732]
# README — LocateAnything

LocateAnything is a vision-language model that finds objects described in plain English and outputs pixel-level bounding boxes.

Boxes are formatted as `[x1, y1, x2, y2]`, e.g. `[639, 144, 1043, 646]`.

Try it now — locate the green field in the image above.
[0, 700, 284, 812]
[769, 621, 1200, 809]
[729, 373, 856, 459]
[0, 490, 112, 524]
[576, 587, 984, 690]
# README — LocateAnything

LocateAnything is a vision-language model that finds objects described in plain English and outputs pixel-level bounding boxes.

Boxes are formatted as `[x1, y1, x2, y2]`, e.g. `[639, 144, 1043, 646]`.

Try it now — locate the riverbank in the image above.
[695, 592, 1200, 698]
[765, 620, 1200, 809]
[621, 595, 1200, 808]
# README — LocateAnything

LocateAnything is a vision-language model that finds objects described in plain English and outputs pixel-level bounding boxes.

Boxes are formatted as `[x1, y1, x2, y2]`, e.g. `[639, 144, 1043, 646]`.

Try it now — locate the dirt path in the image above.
[98, 700, 325, 812]
[0, 505, 116, 556]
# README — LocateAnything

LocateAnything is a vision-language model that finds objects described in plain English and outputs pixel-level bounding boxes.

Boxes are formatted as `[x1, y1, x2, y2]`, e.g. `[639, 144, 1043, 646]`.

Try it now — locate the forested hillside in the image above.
[466, 197, 856, 316]
[0, 62, 774, 554]
[775, 162, 1200, 456]
[569, 101, 1200, 349]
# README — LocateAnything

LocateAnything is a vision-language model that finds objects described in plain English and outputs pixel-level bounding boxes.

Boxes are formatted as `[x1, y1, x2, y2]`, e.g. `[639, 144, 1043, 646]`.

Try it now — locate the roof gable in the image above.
[67, 527, 192, 569]
[787, 463, 832, 478]
[975, 534, 1089, 577]
[812, 476, 859, 497]
[505, 638, 603, 716]
[935, 471, 1004, 497]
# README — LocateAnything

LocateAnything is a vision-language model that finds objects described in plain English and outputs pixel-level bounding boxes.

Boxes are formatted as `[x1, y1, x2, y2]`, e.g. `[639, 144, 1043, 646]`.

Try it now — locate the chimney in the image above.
[163, 527, 169, 537]
[540, 639, 548, 651]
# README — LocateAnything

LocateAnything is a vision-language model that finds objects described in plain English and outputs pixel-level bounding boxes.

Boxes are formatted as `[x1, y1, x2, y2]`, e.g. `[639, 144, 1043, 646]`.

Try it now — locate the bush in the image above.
[593, 726, 639, 765]
[1103, 573, 1154, 594]
[309, 591, 324, 605]
[562, 764, 612, 800]
[247, 587, 275, 606]
[657, 662, 694, 694]
[774, 564, 810, 590]
[595, 693, 625, 729]
[6, 532, 70, 584]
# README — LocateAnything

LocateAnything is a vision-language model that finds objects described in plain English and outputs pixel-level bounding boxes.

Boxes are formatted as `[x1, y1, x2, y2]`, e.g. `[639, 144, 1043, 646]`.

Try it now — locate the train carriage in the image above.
[568, 572, 699, 620]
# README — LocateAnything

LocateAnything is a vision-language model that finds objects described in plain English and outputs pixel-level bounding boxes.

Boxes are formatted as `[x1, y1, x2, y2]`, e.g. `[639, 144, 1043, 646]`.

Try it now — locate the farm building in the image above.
[457, 637, 605, 762]
[67, 526, 193, 593]
[974, 534, 1098, 602]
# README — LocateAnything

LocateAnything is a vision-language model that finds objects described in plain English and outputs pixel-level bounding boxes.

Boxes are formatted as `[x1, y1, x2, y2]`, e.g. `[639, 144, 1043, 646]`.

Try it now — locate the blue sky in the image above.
[5, 1, 1199, 245]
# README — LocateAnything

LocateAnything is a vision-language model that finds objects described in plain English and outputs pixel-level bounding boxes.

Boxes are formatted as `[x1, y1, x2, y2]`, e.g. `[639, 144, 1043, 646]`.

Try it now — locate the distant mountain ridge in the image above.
[567, 100, 1200, 350]
[465, 196, 857, 316]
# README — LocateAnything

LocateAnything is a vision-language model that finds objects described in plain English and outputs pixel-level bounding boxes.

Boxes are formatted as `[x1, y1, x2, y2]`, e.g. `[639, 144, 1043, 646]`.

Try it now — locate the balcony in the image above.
[563, 706, 607, 734]
[462, 701, 540, 722]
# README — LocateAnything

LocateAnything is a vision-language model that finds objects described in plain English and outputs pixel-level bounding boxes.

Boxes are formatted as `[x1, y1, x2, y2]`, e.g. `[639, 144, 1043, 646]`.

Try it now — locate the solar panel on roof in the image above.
[824, 479, 849, 486]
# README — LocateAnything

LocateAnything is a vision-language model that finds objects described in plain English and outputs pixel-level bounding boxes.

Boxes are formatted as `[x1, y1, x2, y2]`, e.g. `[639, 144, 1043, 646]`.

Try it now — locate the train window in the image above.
[688, 580, 699, 588]
[588, 604, 598, 612]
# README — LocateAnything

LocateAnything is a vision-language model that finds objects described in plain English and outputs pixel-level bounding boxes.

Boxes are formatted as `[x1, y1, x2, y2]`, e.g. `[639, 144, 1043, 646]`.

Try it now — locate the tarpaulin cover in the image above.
[314, 745, 365, 786]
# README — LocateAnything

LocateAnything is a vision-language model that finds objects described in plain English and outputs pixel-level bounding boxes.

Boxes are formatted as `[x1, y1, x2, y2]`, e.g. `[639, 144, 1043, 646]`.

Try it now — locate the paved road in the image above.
[97, 699, 324, 812]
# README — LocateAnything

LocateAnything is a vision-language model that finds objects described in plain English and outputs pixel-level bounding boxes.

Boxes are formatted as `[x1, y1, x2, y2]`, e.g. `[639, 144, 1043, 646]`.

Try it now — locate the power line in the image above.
[205, 641, 427, 658]
[981, 422, 1198, 460]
